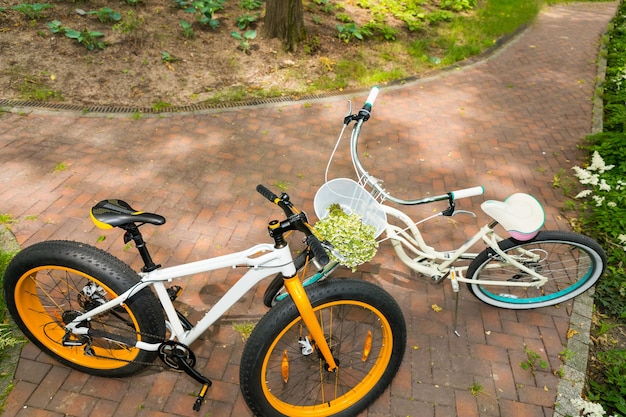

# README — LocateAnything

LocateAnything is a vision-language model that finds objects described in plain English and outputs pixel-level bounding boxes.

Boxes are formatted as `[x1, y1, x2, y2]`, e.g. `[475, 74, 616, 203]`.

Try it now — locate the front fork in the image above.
[283, 275, 338, 371]
[267, 214, 338, 371]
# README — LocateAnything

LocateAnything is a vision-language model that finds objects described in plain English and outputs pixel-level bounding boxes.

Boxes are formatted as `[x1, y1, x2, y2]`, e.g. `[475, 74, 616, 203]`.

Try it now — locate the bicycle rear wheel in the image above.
[3, 240, 166, 376]
[466, 231, 606, 309]
[241, 279, 406, 417]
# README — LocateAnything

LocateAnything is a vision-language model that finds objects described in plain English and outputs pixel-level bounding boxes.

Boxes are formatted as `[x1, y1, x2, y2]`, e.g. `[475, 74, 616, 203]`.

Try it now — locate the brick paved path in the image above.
[0, 2, 618, 416]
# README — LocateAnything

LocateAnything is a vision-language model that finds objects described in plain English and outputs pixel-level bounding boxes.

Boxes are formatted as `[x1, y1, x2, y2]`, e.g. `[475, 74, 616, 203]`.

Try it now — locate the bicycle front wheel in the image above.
[3, 240, 166, 377]
[240, 279, 406, 417]
[466, 231, 606, 309]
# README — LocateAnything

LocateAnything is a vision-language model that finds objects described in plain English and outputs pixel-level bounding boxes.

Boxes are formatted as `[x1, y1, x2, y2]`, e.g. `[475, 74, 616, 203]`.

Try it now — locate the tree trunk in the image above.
[263, 0, 306, 52]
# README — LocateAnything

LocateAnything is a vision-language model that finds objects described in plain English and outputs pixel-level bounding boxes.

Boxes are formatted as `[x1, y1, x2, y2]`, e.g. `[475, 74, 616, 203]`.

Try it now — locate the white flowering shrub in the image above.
[314, 204, 378, 270]
[570, 397, 620, 417]
[572, 151, 626, 255]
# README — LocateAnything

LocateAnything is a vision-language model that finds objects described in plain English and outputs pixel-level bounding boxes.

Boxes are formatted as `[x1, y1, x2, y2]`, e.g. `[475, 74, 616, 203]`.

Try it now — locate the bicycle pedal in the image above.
[167, 285, 183, 301]
[193, 383, 211, 411]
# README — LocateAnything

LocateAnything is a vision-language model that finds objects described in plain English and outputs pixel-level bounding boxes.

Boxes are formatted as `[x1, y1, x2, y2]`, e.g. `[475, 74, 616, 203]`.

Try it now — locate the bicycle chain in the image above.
[72, 319, 174, 369]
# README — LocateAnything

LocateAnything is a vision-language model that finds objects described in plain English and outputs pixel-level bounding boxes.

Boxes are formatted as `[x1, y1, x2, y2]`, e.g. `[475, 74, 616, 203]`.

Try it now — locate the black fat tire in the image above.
[466, 231, 606, 309]
[3, 240, 166, 377]
[241, 279, 406, 417]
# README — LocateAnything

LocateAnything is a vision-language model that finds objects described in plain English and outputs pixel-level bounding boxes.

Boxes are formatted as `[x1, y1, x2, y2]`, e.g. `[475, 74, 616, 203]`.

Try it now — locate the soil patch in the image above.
[0, 0, 426, 109]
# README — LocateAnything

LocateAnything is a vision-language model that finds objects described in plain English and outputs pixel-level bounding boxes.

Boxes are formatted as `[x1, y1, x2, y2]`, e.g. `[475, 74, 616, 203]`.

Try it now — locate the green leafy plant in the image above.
[67, 29, 105, 50]
[53, 161, 68, 172]
[426, 10, 454, 25]
[176, 0, 224, 28]
[593, 267, 626, 320]
[440, 0, 476, 12]
[335, 12, 352, 23]
[0, 214, 15, 224]
[558, 348, 574, 362]
[313, 204, 378, 270]
[230, 29, 256, 53]
[232, 321, 255, 341]
[311, 0, 334, 14]
[587, 349, 626, 415]
[112, 10, 144, 35]
[0, 323, 22, 351]
[239, 0, 262, 10]
[47, 20, 106, 50]
[152, 100, 172, 112]
[86, 7, 122, 23]
[160, 51, 179, 63]
[519, 346, 548, 374]
[11, 3, 53, 20]
[180, 20, 194, 39]
[362, 20, 399, 41]
[336, 22, 372, 43]
[469, 381, 483, 396]
[1, 249, 22, 357]
[236, 14, 257, 30]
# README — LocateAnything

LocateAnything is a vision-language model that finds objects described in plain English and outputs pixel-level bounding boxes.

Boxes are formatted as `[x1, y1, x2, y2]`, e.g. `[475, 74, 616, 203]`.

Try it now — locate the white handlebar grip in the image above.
[365, 87, 379, 107]
[451, 186, 484, 200]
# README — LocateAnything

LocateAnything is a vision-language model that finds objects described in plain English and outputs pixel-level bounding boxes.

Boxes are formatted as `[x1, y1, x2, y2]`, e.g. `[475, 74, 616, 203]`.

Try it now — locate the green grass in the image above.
[0, 244, 20, 323]
[309, 0, 551, 91]
[0, 249, 21, 353]
[0, 243, 21, 413]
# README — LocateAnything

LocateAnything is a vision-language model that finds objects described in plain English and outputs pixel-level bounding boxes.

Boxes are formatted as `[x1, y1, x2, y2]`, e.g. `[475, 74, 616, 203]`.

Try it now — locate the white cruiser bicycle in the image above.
[264, 87, 607, 326]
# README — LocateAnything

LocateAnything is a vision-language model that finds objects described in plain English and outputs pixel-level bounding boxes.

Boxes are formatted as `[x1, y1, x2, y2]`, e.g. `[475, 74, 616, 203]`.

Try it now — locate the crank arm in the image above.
[173, 352, 212, 411]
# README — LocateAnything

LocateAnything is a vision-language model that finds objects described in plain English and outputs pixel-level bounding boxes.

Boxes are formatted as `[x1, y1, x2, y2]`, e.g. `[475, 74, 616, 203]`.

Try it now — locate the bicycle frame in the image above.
[382, 205, 548, 287]
[65, 243, 297, 349]
[66, 203, 340, 373]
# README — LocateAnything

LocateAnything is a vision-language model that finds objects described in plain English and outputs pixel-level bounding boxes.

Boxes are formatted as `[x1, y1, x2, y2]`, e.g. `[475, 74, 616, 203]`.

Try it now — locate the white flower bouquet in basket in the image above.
[314, 203, 379, 270]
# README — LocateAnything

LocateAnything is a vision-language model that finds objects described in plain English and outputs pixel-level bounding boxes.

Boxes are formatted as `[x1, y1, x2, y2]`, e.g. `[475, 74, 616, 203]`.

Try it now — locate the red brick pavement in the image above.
[0, 2, 618, 416]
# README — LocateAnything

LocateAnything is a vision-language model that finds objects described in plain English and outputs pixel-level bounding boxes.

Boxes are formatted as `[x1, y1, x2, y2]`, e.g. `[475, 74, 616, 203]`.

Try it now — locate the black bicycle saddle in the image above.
[90, 199, 166, 229]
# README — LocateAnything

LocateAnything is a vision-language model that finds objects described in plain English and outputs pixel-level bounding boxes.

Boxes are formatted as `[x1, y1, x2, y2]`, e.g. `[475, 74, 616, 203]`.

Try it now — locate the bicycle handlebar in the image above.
[256, 184, 281, 206]
[305, 235, 330, 266]
[348, 88, 484, 206]
[256, 184, 330, 266]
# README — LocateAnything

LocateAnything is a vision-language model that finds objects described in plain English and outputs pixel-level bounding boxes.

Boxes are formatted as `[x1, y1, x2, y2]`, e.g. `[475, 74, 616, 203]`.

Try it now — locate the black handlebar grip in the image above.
[305, 235, 330, 266]
[256, 184, 279, 203]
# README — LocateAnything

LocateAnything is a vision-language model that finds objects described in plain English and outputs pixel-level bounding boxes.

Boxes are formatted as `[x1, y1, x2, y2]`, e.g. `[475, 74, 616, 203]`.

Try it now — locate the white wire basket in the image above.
[314, 178, 387, 238]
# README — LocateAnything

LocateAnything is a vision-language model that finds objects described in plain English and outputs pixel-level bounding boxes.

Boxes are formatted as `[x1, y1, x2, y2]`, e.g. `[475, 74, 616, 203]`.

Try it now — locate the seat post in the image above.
[123, 225, 161, 272]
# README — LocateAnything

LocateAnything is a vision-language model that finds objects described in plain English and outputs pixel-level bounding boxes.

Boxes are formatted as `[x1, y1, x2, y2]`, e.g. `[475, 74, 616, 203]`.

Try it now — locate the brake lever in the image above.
[343, 100, 357, 125]
[452, 210, 477, 218]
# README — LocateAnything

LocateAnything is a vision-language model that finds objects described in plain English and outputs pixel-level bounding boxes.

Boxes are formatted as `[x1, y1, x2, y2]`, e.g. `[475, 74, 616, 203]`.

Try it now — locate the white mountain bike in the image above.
[3, 184, 407, 416]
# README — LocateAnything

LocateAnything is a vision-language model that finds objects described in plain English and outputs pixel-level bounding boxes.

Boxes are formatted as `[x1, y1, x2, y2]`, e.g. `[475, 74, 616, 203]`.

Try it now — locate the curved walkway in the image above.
[0, 2, 618, 416]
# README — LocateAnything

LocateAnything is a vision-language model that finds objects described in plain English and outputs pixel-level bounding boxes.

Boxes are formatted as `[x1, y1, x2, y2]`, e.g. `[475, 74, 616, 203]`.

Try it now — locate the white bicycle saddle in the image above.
[481, 193, 545, 241]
